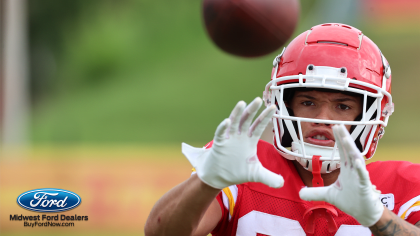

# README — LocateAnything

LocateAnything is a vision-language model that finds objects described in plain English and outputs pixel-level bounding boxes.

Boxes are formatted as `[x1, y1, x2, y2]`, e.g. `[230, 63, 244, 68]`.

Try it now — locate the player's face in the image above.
[289, 90, 362, 147]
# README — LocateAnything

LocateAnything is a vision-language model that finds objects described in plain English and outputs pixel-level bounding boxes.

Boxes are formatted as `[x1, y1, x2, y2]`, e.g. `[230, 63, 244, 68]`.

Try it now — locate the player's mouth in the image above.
[305, 131, 335, 147]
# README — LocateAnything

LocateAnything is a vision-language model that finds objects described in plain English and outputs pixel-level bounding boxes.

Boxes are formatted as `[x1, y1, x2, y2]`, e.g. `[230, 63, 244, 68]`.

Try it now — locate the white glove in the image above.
[299, 124, 384, 227]
[182, 97, 284, 190]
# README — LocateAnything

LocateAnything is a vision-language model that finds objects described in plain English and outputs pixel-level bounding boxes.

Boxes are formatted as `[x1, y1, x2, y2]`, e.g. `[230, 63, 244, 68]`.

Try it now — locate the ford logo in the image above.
[17, 188, 81, 212]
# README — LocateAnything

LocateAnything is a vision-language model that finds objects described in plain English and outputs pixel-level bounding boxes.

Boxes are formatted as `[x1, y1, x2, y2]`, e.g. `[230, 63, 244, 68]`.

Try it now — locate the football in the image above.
[202, 0, 300, 57]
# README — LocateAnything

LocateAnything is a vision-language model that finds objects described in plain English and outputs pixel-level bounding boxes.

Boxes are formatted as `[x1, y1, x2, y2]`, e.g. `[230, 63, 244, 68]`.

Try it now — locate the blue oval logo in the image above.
[17, 188, 81, 212]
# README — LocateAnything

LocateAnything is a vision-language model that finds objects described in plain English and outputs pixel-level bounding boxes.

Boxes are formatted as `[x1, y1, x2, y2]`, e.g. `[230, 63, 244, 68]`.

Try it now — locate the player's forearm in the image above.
[144, 174, 220, 236]
[370, 207, 420, 236]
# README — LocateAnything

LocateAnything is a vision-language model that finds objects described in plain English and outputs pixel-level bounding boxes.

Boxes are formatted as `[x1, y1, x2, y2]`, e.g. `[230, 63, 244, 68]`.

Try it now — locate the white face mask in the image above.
[264, 64, 393, 173]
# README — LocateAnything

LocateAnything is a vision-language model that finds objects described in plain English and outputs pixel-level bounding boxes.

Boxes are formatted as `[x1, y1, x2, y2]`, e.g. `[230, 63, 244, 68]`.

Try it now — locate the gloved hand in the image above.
[182, 97, 284, 190]
[299, 124, 384, 227]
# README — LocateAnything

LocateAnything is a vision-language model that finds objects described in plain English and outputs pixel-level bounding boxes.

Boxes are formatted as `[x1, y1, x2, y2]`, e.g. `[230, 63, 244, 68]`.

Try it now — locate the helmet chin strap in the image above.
[303, 155, 338, 234]
[291, 141, 340, 173]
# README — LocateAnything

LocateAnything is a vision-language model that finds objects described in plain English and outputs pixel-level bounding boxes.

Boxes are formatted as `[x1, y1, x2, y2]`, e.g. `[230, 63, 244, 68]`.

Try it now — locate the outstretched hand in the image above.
[182, 97, 284, 190]
[299, 124, 384, 227]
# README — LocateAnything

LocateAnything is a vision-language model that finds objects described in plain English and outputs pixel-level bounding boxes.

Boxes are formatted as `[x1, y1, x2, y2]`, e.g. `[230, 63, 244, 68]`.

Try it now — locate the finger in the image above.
[227, 101, 246, 136]
[249, 105, 276, 137]
[252, 163, 284, 188]
[333, 124, 349, 167]
[342, 137, 362, 168]
[299, 186, 331, 202]
[238, 97, 263, 134]
[337, 124, 356, 167]
[336, 124, 364, 167]
[214, 118, 231, 142]
[355, 158, 371, 186]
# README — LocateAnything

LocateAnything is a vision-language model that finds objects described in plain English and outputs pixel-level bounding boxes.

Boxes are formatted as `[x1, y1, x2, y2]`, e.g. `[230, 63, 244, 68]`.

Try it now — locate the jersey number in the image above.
[236, 211, 370, 236]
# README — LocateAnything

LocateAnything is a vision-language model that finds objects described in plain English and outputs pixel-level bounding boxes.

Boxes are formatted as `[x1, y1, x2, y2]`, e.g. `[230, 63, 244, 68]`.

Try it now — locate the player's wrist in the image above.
[192, 173, 223, 193]
[357, 201, 385, 227]
[368, 206, 388, 228]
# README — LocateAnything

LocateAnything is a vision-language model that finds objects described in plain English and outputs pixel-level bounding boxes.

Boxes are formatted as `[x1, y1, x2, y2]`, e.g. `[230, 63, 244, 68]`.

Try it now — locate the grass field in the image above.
[0, 144, 419, 235]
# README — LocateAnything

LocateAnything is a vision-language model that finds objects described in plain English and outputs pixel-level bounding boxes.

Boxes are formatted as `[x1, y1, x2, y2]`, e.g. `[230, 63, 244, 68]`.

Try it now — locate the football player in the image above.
[145, 24, 420, 236]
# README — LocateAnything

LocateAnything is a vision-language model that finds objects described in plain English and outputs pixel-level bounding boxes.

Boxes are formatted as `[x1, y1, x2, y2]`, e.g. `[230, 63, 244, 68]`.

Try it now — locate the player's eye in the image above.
[302, 101, 314, 106]
[337, 104, 350, 110]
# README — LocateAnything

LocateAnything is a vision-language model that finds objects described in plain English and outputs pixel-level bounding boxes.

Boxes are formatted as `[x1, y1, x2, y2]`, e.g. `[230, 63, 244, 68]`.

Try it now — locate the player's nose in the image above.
[312, 105, 332, 127]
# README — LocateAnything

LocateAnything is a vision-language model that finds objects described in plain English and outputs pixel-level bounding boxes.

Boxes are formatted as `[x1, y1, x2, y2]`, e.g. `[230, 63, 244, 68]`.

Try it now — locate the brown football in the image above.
[203, 0, 300, 57]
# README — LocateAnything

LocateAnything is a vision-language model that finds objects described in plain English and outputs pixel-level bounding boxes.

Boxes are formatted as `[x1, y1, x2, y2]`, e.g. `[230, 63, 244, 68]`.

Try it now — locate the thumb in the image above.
[299, 186, 332, 202]
[182, 142, 208, 168]
[253, 164, 284, 188]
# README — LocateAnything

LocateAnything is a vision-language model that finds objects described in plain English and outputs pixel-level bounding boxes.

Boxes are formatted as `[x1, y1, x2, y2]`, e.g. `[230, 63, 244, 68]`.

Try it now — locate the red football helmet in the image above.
[263, 23, 393, 173]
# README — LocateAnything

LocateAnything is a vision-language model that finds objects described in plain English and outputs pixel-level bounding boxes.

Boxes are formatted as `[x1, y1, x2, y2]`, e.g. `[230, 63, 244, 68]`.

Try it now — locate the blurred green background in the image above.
[1, 0, 420, 235]
[28, 0, 420, 147]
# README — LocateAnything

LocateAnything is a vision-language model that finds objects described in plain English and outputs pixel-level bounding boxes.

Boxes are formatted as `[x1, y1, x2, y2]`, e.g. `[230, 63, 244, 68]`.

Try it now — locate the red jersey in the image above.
[206, 140, 420, 236]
